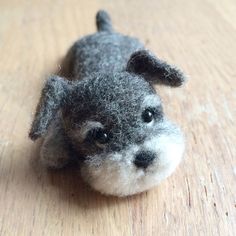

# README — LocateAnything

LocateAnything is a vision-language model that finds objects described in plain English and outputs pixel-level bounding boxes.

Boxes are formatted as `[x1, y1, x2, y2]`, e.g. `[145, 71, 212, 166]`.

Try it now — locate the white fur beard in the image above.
[80, 130, 185, 196]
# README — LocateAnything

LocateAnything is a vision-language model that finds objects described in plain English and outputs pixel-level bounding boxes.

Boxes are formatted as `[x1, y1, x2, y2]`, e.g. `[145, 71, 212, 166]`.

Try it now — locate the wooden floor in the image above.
[0, 0, 235, 235]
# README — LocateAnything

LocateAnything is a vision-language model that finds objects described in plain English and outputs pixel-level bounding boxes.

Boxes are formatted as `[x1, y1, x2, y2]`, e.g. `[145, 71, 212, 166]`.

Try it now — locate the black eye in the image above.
[95, 128, 109, 144]
[87, 128, 110, 147]
[142, 108, 154, 123]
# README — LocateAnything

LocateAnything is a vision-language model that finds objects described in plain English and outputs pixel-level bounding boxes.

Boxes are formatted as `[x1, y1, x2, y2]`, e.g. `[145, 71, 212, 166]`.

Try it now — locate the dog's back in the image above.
[61, 10, 144, 79]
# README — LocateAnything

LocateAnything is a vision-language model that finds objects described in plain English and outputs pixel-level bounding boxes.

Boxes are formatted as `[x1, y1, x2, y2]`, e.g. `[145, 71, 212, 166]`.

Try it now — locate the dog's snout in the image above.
[134, 150, 156, 169]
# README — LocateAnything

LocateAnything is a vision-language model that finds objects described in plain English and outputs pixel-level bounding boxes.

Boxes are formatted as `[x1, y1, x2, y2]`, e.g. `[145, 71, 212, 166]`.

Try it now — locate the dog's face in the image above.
[29, 50, 186, 196]
[63, 72, 185, 196]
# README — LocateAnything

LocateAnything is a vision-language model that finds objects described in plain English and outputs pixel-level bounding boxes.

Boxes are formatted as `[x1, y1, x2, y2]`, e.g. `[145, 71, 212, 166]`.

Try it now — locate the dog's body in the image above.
[29, 11, 186, 196]
[62, 12, 144, 79]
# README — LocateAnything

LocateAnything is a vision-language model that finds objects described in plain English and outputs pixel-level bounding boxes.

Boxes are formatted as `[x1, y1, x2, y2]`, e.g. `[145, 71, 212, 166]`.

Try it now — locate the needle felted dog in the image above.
[29, 10, 186, 196]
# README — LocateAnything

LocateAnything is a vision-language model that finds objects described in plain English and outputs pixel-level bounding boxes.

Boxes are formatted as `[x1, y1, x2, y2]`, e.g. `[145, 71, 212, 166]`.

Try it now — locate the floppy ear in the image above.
[29, 75, 71, 141]
[126, 50, 186, 87]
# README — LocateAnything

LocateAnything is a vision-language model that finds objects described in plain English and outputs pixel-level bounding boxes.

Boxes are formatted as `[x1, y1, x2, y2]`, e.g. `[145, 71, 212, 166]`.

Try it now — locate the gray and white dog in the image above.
[29, 10, 186, 196]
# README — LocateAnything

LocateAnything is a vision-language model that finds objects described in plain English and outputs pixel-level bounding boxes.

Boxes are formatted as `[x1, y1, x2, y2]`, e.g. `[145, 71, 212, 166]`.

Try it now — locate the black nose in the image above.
[134, 150, 156, 169]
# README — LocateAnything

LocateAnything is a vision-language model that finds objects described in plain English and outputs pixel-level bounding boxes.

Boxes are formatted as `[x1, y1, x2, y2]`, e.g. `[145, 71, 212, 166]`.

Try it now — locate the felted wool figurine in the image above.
[29, 10, 186, 196]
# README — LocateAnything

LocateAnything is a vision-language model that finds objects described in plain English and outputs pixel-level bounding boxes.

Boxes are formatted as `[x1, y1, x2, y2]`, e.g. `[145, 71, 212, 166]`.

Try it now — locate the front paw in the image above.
[40, 143, 70, 169]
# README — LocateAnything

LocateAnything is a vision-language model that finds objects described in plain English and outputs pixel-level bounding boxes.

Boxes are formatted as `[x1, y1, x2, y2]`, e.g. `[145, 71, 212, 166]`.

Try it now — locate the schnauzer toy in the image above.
[29, 10, 186, 196]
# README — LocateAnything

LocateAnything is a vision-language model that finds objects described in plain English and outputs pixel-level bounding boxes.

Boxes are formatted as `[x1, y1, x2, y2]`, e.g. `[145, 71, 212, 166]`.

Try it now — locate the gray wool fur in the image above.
[29, 10, 186, 196]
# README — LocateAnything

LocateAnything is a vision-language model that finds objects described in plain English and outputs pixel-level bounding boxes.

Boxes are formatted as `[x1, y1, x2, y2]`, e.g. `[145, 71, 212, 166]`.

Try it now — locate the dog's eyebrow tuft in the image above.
[142, 95, 162, 108]
[71, 121, 104, 142]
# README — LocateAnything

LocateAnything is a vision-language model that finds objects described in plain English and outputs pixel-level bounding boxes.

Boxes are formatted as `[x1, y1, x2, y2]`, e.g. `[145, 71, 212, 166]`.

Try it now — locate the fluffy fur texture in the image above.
[29, 10, 187, 196]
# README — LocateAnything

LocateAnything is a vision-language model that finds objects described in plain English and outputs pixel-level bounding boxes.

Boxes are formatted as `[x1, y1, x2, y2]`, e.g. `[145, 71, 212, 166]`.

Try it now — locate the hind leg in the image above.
[58, 45, 76, 79]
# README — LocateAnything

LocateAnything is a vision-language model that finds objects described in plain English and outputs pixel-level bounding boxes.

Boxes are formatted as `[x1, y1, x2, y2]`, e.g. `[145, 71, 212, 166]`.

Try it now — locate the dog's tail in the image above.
[96, 10, 114, 33]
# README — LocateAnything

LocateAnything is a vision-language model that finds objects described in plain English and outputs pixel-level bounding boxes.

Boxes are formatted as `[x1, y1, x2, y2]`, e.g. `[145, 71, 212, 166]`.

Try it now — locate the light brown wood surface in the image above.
[0, 0, 235, 235]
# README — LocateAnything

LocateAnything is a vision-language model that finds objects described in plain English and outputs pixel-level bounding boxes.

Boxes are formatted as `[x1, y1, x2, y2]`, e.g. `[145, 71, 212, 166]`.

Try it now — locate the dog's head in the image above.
[29, 50, 186, 196]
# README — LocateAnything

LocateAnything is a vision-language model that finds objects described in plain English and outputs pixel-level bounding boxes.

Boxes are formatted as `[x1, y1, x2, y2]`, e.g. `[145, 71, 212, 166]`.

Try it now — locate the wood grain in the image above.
[0, 0, 235, 235]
